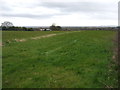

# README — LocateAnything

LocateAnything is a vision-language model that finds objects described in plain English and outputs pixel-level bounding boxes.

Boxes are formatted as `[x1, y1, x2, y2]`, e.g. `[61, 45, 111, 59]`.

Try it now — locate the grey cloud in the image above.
[39, 2, 115, 13]
[92, 13, 117, 20]
[33, 1, 117, 20]
[0, 5, 12, 11]
[1, 13, 53, 19]
[0, 0, 117, 20]
[1, 13, 68, 19]
[0, 0, 12, 11]
[36, 1, 117, 20]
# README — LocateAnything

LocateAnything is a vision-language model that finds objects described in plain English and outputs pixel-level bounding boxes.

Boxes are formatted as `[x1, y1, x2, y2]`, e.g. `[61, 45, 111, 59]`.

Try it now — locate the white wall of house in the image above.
[40, 28, 51, 31]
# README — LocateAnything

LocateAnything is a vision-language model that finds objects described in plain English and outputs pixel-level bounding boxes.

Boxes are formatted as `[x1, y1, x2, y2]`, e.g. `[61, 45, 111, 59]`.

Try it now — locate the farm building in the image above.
[40, 28, 51, 31]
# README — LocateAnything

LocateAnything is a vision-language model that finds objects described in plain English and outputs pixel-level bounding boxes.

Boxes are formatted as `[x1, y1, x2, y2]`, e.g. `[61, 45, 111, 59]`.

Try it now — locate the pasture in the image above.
[2, 30, 118, 88]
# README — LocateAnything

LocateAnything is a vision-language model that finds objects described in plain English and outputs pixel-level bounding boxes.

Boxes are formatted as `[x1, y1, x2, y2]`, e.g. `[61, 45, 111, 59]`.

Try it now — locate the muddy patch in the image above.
[3, 31, 79, 45]
[31, 34, 57, 40]
[14, 39, 27, 42]
[0, 43, 3, 47]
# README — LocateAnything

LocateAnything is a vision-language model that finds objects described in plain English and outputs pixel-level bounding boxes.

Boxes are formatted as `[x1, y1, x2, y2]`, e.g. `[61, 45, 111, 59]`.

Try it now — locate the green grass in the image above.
[2, 31, 63, 43]
[2, 30, 118, 88]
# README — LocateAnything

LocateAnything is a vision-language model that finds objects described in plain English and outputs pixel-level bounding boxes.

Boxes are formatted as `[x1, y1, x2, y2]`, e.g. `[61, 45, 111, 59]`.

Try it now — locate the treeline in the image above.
[1, 26, 118, 31]
[1, 26, 62, 31]
[62, 27, 118, 31]
[2, 26, 34, 31]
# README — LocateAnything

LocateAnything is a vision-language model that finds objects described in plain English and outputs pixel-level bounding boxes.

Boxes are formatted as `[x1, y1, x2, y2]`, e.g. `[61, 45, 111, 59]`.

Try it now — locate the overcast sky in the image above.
[0, 0, 119, 26]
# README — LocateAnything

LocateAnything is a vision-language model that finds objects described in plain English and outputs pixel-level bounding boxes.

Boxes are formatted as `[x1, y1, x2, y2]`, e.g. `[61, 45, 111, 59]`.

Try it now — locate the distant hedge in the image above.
[2, 26, 34, 31]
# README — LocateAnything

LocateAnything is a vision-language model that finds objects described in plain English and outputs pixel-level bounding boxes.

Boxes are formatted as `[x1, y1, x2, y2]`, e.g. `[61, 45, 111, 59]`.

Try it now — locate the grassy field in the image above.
[2, 30, 118, 88]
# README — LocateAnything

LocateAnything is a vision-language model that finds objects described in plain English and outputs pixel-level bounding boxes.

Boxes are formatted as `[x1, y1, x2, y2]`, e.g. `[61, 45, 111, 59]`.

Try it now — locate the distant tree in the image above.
[2, 26, 7, 31]
[56, 26, 62, 31]
[27, 28, 33, 31]
[22, 27, 27, 31]
[1, 21, 14, 27]
[50, 23, 62, 31]
[50, 24, 56, 31]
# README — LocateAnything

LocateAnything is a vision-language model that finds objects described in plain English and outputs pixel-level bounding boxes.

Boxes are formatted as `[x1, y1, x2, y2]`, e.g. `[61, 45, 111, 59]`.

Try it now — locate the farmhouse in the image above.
[40, 28, 44, 31]
[40, 28, 51, 31]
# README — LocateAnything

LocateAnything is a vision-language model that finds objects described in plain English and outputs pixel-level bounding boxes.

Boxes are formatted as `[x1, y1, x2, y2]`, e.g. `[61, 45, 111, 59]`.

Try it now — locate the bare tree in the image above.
[1, 21, 14, 27]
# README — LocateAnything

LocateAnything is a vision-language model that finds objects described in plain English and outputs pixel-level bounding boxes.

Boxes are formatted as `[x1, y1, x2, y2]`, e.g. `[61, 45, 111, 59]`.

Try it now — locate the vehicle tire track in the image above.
[2, 31, 81, 46]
